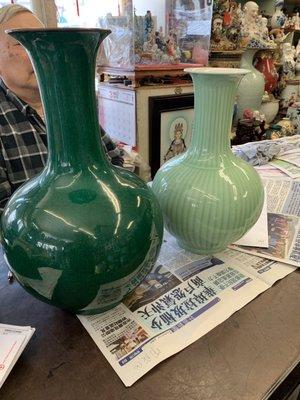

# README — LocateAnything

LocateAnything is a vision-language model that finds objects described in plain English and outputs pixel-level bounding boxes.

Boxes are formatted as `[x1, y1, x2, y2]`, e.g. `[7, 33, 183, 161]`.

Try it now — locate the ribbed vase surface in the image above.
[152, 68, 264, 255]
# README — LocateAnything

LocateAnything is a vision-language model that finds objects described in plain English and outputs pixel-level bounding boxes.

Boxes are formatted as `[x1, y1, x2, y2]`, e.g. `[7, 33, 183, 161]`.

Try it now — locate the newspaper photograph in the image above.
[78, 230, 295, 386]
[231, 178, 300, 267]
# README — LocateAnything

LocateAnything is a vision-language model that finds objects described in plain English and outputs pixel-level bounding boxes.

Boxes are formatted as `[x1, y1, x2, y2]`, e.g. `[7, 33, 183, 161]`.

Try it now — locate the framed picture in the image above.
[149, 94, 194, 177]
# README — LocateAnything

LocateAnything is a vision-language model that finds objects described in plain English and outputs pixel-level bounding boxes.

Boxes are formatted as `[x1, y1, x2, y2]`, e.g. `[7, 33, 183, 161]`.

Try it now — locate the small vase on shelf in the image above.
[236, 48, 265, 121]
[271, 0, 286, 29]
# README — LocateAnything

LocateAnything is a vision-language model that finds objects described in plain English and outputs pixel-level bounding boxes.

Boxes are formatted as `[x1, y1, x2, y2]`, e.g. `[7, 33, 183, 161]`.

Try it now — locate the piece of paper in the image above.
[270, 159, 300, 179]
[276, 152, 300, 168]
[0, 324, 35, 388]
[234, 189, 268, 248]
[231, 177, 300, 267]
[78, 230, 295, 387]
[255, 164, 288, 178]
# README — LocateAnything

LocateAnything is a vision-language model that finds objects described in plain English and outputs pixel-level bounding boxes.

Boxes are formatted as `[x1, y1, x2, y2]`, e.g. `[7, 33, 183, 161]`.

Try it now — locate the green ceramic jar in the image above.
[1, 29, 163, 314]
[152, 68, 264, 255]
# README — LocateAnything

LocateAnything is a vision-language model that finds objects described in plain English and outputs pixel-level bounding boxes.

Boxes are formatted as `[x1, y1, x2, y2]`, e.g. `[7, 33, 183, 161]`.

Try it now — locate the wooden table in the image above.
[0, 252, 299, 400]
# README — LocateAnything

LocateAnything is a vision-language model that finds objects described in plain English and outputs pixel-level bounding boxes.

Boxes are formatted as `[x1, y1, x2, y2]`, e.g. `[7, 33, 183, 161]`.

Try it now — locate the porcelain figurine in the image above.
[211, 3, 242, 51]
[281, 43, 296, 79]
[287, 106, 300, 134]
[295, 12, 300, 30]
[296, 39, 300, 57]
[277, 117, 296, 136]
[255, 51, 279, 93]
[241, 1, 276, 49]
[280, 80, 299, 109]
[295, 53, 300, 77]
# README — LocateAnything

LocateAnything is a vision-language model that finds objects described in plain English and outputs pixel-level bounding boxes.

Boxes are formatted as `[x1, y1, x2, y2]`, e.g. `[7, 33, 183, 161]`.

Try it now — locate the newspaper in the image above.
[255, 164, 288, 178]
[231, 177, 300, 267]
[276, 152, 300, 168]
[234, 189, 268, 248]
[78, 231, 295, 386]
[0, 324, 35, 388]
[270, 159, 300, 179]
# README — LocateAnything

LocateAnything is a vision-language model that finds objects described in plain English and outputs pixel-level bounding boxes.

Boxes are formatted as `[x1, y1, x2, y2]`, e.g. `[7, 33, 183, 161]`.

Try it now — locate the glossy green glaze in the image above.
[152, 68, 264, 255]
[1, 29, 163, 314]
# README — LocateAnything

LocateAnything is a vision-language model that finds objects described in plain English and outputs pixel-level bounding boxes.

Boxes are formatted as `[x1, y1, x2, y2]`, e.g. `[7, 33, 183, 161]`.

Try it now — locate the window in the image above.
[0, 0, 33, 10]
[55, 0, 120, 28]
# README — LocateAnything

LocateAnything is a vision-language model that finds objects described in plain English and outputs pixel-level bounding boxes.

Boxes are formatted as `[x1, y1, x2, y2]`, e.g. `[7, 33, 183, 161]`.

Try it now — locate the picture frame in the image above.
[149, 93, 194, 177]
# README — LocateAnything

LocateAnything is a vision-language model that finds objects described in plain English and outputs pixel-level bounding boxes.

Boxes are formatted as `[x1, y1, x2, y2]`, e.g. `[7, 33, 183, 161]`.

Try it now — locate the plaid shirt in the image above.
[0, 79, 123, 213]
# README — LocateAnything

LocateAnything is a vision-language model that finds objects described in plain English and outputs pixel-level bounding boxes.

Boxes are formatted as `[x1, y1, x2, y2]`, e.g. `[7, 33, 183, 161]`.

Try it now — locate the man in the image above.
[0, 4, 123, 213]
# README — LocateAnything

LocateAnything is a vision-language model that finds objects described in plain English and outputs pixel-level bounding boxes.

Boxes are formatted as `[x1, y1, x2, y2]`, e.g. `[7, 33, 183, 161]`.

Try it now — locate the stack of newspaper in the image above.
[231, 143, 300, 267]
[78, 152, 300, 386]
[0, 324, 35, 388]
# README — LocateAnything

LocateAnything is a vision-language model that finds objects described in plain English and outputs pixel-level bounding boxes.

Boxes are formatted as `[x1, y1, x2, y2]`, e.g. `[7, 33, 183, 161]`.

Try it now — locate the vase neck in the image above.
[8, 29, 111, 173]
[240, 49, 257, 71]
[189, 73, 240, 156]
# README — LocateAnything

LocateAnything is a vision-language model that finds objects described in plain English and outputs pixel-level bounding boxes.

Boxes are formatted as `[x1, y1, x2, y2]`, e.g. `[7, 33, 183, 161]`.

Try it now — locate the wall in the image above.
[134, 0, 166, 31]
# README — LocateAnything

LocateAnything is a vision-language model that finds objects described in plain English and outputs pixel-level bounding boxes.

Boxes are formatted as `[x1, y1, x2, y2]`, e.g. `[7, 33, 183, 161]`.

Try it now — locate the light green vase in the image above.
[236, 48, 265, 120]
[152, 68, 264, 255]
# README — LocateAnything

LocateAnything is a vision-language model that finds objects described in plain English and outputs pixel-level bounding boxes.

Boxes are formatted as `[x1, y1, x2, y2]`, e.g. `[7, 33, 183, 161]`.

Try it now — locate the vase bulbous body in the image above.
[152, 68, 264, 255]
[271, 7, 286, 29]
[236, 49, 265, 120]
[1, 29, 163, 314]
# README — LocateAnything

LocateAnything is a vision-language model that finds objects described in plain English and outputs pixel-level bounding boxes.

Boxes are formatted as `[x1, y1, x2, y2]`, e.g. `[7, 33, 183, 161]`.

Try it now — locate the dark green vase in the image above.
[1, 28, 163, 314]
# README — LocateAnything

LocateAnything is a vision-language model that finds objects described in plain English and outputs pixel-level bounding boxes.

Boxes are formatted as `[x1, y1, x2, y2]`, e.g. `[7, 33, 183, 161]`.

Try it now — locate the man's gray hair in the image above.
[0, 4, 32, 26]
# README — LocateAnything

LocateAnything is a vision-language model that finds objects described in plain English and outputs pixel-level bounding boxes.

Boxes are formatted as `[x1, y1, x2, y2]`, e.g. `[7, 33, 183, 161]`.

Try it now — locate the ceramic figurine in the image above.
[241, 1, 259, 41]
[260, 17, 270, 41]
[233, 108, 266, 144]
[295, 53, 300, 77]
[241, 1, 276, 49]
[287, 105, 300, 134]
[271, 0, 286, 29]
[152, 68, 264, 254]
[264, 124, 283, 139]
[277, 117, 296, 136]
[285, 16, 294, 29]
[210, 1, 242, 51]
[280, 80, 299, 109]
[255, 51, 279, 93]
[281, 43, 296, 79]
[295, 12, 300, 30]
[144, 10, 154, 40]
[296, 39, 300, 57]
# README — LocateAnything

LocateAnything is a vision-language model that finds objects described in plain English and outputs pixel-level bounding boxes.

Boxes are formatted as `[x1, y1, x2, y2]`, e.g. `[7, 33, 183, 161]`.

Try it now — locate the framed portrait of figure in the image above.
[149, 94, 194, 178]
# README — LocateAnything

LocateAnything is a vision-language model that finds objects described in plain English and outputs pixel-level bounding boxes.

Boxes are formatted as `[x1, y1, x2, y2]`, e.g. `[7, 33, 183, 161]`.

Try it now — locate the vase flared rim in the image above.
[184, 67, 250, 76]
[6, 27, 111, 34]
